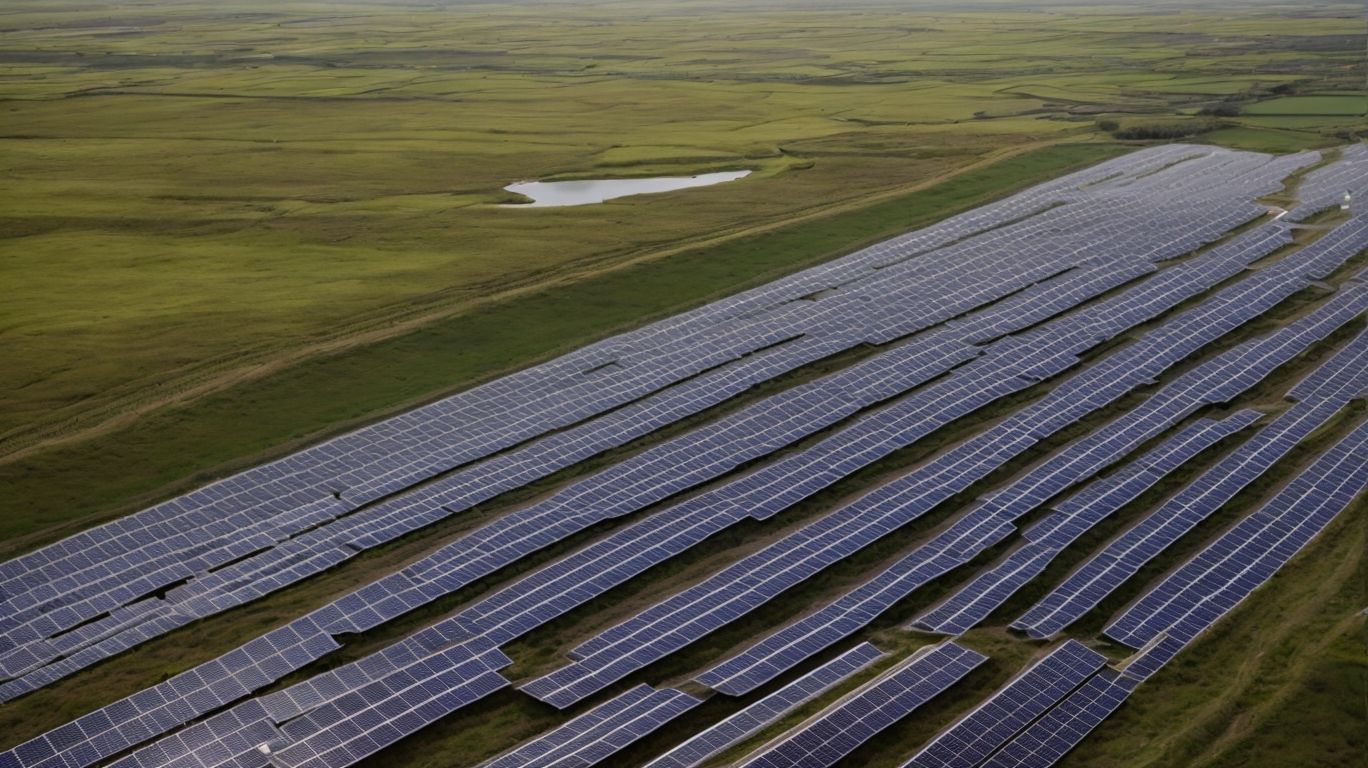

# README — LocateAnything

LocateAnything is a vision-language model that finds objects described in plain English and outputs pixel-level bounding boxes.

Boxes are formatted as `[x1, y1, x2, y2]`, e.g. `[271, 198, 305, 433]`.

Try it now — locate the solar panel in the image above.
[734, 642, 986, 768]
[1285, 144, 1368, 222]
[646, 642, 885, 768]
[980, 669, 1136, 768]
[478, 685, 701, 768]
[522, 230, 1368, 708]
[1014, 310, 1368, 638]
[1, 144, 1344, 768]
[911, 411, 1261, 636]
[697, 271, 1366, 693]
[902, 640, 1105, 768]
[0, 618, 340, 768]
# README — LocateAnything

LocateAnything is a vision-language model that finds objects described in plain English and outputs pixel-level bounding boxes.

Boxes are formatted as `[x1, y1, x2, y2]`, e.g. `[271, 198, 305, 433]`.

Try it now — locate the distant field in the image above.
[1245, 94, 1368, 115]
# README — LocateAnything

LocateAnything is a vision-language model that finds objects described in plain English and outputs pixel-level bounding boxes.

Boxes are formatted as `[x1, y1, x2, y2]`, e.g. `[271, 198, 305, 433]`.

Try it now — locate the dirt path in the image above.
[0, 138, 1076, 467]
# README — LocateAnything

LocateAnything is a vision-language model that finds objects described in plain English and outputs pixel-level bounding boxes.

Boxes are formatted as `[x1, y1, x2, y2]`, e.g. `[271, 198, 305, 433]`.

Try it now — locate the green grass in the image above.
[0, 141, 1124, 555]
[1200, 627, 1367, 768]
[1199, 126, 1341, 153]
[1244, 94, 1368, 116]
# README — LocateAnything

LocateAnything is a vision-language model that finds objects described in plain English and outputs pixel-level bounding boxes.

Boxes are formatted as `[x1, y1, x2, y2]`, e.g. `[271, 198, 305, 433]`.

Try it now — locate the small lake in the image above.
[502, 170, 751, 207]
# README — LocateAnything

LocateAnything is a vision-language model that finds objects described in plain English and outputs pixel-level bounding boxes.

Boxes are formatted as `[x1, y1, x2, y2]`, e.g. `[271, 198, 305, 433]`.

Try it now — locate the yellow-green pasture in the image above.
[1244, 94, 1368, 115]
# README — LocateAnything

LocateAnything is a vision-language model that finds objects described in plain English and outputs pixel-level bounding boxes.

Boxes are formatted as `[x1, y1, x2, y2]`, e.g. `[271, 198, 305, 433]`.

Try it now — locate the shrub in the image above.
[1110, 120, 1221, 140]
[1199, 101, 1243, 117]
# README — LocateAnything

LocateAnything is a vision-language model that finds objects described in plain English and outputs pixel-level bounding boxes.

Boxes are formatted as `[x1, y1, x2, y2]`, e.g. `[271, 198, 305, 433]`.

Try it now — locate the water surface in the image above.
[503, 170, 751, 207]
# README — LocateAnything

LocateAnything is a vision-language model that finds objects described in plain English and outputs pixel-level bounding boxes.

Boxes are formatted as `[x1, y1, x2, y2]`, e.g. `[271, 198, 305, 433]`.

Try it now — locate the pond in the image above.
[502, 170, 751, 207]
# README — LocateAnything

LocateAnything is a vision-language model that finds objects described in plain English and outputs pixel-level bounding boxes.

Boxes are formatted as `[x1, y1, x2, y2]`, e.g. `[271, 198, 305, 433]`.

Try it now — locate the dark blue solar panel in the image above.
[902, 640, 1105, 768]
[1104, 417, 1368, 674]
[479, 685, 701, 768]
[3, 145, 1348, 768]
[1015, 315, 1368, 638]
[645, 642, 885, 768]
[912, 410, 1261, 636]
[735, 642, 985, 768]
[980, 669, 1136, 768]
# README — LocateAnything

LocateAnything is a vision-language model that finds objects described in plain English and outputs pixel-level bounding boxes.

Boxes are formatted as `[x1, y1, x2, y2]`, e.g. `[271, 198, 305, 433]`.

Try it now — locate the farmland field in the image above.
[1245, 94, 1368, 115]
[1, 3, 1366, 768]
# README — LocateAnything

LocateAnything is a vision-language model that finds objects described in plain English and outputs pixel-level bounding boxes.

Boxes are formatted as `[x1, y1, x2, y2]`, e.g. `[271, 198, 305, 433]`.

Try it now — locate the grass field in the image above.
[1199, 125, 1342, 153]
[1, 1, 1366, 767]
[1244, 94, 1368, 115]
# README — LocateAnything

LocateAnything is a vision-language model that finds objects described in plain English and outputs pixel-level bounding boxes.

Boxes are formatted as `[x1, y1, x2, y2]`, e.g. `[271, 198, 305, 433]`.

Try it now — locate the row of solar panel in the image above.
[980, 668, 1138, 768]
[0, 154, 1313, 670]
[913, 411, 1263, 636]
[0, 243, 1346, 766]
[643, 642, 886, 768]
[0, 146, 1312, 628]
[908, 277, 1368, 640]
[101, 638, 515, 768]
[518, 217, 1368, 708]
[0, 193, 1225, 761]
[477, 684, 700, 768]
[669, 295, 1364, 768]
[905, 640, 1105, 768]
[0, 148, 1291, 610]
[1286, 143, 1367, 222]
[655, 193, 1363, 768]
[0, 146, 1176, 594]
[1108, 416, 1368, 679]
[736, 642, 986, 768]
[1014, 304, 1368, 638]
[698, 290, 1359, 694]
[305, 220, 1285, 676]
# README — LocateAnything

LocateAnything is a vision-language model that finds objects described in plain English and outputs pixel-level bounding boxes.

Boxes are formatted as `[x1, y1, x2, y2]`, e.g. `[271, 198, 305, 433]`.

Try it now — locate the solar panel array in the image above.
[689, 232, 1368, 697]
[1285, 143, 1368, 221]
[0, 617, 342, 768]
[0, 146, 1316, 702]
[1013, 312, 1368, 638]
[1106, 414, 1368, 680]
[642, 643, 885, 768]
[110, 636, 512, 768]
[270, 643, 513, 768]
[902, 640, 1105, 768]
[477, 685, 700, 768]
[735, 642, 986, 768]
[5, 144, 1368, 768]
[519, 212, 1365, 706]
[911, 411, 1262, 636]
